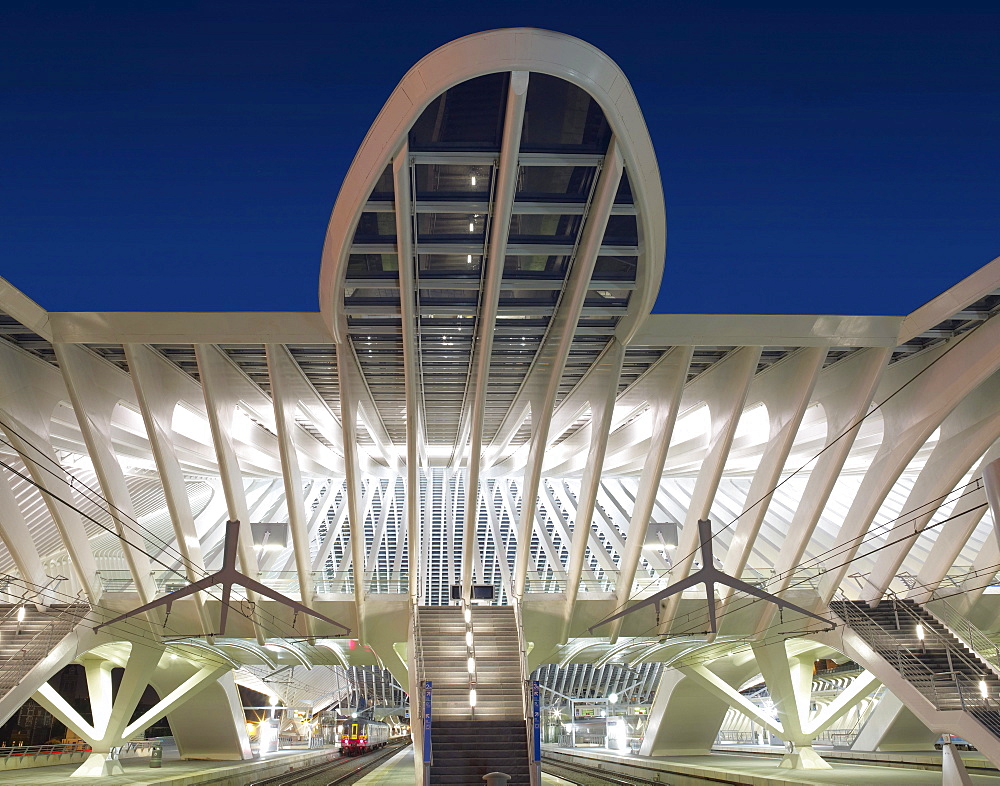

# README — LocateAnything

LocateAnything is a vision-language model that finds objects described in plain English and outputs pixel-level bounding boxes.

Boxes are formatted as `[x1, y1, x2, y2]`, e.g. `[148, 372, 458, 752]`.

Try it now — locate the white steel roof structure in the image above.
[1, 27, 1000, 769]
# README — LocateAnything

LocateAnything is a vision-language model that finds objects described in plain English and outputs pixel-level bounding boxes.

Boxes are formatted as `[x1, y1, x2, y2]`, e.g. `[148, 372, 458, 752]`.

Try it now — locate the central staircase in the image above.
[416, 605, 531, 785]
[831, 598, 1000, 749]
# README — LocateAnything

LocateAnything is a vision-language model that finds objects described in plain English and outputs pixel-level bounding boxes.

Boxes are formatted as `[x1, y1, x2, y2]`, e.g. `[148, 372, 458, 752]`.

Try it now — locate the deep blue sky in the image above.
[2, 1, 998, 315]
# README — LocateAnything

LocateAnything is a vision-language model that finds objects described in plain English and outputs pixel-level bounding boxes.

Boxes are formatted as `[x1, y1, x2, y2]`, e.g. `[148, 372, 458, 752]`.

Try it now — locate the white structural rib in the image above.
[607, 346, 693, 643]
[262, 345, 320, 636]
[659, 346, 761, 633]
[818, 318, 1000, 603]
[716, 348, 826, 623]
[54, 342, 157, 605]
[0, 342, 101, 602]
[513, 140, 624, 597]
[861, 373, 1000, 603]
[392, 143, 424, 601]
[124, 343, 215, 638]
[460, 71, 529, 601]
[561, 339, 626, 638]
[195, 345, 269, 644]
[337, 348, 370, 640]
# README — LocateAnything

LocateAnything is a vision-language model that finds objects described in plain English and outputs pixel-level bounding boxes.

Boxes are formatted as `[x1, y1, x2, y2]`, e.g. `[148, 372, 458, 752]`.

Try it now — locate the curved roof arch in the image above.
[319, 27, 665, 344]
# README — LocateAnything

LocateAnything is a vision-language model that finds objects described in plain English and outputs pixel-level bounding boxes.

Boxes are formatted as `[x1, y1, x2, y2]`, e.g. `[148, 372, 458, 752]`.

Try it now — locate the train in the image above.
[340, 718, 389, 756]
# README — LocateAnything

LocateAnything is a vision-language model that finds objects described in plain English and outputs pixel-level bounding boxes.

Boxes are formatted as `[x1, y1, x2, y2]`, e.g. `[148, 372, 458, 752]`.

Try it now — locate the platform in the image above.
[546, 745, 1000, 785]
[0, 744, 340, 786]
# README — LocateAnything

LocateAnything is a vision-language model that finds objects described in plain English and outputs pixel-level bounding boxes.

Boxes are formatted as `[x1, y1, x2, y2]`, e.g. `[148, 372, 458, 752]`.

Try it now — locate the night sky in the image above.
[3, 1, 998, 315]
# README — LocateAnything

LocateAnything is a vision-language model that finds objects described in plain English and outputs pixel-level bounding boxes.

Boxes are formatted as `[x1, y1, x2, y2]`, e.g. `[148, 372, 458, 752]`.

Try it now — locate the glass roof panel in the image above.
[419, 253, 483, 276]
[409, 73, 510, 152]
[347, 253, 399, 277]
[614, 169, 633, 204]
[370, 165, 394, 201]
[602, 215, 638, 247]
[520, 73, 612, 154]
[508, 213, 582, 244]
[592, 255, 637, 281]
[417, 212, 487, 243]
[352, 211, 397, 244]
[516, 166, 596, 201]
[415, 164, 495, 200]
[503, 254, 571, 278]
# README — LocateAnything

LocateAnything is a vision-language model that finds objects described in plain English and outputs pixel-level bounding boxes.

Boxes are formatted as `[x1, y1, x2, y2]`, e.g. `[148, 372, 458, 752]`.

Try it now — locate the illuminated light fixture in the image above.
[469, 689, 477, 708]
[268, 695, 279, 707]
[468, 222, 474, 232]
[17, 607, 25, 623]
[642, 522, 679, 552]
[468, 657, 475, 674]
[466, 631, 473, 647]
[252, 522, 290, 551]
[467, 254, 472, 264]
[916, 624, 925, 641]
[463, 607, 471, 623]
[352, 711, 358, 719]
[470, 175, 477, 186]
[981, 680, 989, 699]
[608, 692, 619, 704]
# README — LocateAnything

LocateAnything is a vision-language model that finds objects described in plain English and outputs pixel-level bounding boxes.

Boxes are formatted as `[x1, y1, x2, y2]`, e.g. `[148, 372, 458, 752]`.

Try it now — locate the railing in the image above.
[522, 566, 826, 595]
[411, 601, 430, 783]
[832, 598, 992, 712]
[926, 597, 1000, 678]
[513, 598, 539, 786]
[98, 570, 410, 596]
[0, 742, 91, 764]
[0, 604, 90, 695]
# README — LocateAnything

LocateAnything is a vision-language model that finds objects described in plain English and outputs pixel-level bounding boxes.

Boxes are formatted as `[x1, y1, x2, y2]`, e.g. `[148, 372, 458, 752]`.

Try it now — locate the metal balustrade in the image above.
[0, 604, 90, 698]
[98, 570, 410, 595]
[831, 597, 1000, 734]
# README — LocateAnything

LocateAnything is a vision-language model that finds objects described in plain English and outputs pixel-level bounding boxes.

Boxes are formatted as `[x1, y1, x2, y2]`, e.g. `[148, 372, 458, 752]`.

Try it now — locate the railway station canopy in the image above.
[0, 26, 1000, 778]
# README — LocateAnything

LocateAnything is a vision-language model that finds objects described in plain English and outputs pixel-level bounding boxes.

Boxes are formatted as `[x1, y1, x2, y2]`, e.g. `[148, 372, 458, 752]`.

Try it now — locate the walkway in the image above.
[0, 744, 337, 786]
[549, 745, 1000, 785]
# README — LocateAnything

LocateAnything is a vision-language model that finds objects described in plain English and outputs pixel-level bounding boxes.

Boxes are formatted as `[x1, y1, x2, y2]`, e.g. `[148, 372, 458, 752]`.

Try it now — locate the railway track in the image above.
[247, 740, 410, 786]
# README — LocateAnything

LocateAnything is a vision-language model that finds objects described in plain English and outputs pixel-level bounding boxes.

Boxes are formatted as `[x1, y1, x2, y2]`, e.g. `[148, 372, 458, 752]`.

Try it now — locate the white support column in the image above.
[195, 344, 270, 642]
[513, 141, 624, 598]
[755, 347, 891, 635]
[660, 346, 762, 632]
[460, 72, 529, 600]
[608, 347, 692, 642]
[819, 319, 1000, 602]
[34, 644, 165, 777]
[750, 640, 832, 769]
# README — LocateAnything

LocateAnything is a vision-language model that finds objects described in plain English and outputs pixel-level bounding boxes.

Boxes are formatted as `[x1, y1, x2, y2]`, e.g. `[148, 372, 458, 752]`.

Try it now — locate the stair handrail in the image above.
[832, 598, 992, 710]
[924, 596, 1000, 679]
[513, 597, 539, 786]
[410, 600, 431, 782]
[0, 603, 90, 692]
[832, 600, 943, 706]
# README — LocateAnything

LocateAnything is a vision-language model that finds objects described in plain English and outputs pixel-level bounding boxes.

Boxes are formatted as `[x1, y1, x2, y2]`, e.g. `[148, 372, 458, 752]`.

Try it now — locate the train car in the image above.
[340, 719, 389, 756]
